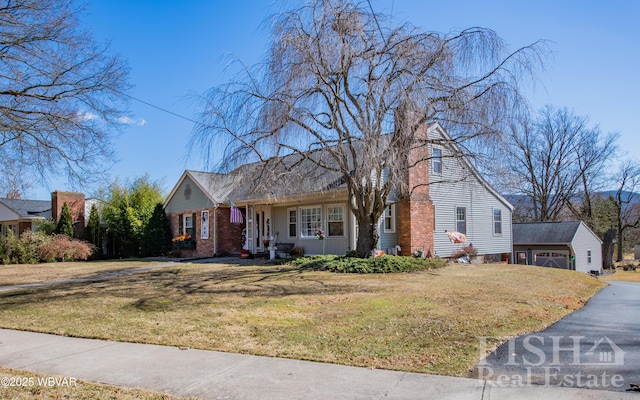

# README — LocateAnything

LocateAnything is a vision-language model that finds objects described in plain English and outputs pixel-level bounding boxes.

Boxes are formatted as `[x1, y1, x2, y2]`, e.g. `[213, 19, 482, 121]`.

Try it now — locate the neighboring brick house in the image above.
[0, 191, 86, 238]
[51, 191, 86, 239]
[164, 123, 513, 260]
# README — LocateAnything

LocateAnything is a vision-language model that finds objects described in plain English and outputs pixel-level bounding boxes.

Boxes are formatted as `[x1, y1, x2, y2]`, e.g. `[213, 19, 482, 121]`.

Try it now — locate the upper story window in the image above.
[456, 206, 466, 234]
[433, 148, 442, 174]
[493, 209, 502, 235]
[383, 204, 395, 233]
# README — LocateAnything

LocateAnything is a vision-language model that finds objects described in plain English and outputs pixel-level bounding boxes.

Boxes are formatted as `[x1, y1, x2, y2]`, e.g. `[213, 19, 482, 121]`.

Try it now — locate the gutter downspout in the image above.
[213, 204, 218, 257]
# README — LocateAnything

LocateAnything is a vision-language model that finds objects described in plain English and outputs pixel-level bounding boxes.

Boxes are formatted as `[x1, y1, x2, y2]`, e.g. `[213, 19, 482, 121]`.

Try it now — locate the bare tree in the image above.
[0, 0, 130, 187]
[191, 0, 545, 257]
[0, 159, 33, 198]
[569, 124, 618, 226]
[499, 106, 617, 222]
[612, 160, 640, 261]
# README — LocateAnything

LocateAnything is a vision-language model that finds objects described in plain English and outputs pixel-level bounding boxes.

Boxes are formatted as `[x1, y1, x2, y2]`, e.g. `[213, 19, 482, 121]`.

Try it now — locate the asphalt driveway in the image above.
[470, 281, 640, 393]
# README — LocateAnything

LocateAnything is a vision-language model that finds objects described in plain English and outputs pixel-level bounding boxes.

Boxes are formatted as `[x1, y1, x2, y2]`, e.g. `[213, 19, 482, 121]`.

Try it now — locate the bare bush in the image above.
[39, 234, 96, 262]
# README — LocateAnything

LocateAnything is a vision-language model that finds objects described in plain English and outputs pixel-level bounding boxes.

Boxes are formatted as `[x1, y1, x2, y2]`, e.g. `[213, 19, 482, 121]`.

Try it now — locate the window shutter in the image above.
[191, 213, 196, 237]
[178, 214, 184, 235]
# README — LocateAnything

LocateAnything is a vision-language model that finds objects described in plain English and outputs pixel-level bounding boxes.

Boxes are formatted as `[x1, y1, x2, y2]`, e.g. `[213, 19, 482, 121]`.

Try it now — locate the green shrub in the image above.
[55, 202, 74, 237]
[290, 254, 446, 273]
[18, 231, 51, 264]
[0, 230, 95, 264]
[0, 230, 21, 264]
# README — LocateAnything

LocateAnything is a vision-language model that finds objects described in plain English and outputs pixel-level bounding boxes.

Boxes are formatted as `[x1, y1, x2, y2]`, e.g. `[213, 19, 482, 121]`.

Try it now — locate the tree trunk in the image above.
[602, 229, 616, 270]
[355, 214, 380, 258]
[616, 221, 624, 262]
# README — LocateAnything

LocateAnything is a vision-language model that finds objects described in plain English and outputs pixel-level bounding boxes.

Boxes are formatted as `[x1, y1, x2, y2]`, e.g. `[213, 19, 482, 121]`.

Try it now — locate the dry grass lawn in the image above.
[0, 261, 605, 378]
[0, 260, 163, 286]
[602, 269, 640, 282]
[0, 367, 197, 399]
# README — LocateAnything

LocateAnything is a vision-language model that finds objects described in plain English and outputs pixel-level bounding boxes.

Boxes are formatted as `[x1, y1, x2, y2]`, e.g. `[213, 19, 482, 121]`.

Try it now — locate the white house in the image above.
[164, 123, 514, 261]
[513, 221, 603, 274]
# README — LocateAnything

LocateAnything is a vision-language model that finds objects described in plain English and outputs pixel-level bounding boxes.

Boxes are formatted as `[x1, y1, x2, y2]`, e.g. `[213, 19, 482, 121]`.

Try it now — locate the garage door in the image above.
[533, 251, 569, 269]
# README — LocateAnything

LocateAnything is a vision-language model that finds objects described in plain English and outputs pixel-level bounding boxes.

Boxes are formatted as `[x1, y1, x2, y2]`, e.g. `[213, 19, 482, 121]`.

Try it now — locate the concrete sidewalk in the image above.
[1, 329, 636, 399]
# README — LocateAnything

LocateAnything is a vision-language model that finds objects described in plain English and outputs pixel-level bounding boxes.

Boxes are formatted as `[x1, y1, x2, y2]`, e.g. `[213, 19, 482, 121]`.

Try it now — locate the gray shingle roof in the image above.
[513, 221, 581, 245]
[0, 198, 51, 219]
[185, 149, 347, 205]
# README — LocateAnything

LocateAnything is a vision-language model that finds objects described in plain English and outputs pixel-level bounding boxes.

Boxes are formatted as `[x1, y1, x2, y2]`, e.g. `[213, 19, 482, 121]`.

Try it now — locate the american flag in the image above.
[230, 201, 244, 224]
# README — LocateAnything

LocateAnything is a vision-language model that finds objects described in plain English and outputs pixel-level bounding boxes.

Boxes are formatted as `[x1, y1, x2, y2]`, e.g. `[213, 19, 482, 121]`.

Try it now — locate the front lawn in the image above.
[0, 262, 605, 377]
[0, 260, 164, 286]
[602, 269, 640, 282]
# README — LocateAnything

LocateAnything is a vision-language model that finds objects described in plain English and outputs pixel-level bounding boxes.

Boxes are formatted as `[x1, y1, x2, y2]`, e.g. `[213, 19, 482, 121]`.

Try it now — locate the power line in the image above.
[367, 0, 385, 40]
[112, 88, 203, 126]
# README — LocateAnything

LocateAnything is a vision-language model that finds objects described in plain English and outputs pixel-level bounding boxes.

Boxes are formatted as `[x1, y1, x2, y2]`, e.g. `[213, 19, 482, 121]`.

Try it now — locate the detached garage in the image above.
[513, 221, 603, 274]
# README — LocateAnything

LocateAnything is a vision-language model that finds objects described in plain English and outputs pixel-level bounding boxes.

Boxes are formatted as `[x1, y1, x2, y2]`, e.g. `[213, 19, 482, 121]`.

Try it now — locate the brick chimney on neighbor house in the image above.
[396, 116, 435, 258]
[51, 191, 86, 239]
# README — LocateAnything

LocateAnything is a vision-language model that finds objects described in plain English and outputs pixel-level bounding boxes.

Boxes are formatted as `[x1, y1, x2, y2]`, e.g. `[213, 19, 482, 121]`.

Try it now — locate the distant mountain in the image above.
[504, 191, 639, 205]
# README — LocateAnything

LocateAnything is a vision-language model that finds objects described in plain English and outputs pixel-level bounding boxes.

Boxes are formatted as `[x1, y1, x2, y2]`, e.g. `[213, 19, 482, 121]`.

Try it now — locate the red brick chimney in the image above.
[396, 118, 435, 257]
[51, 191, 86, 239]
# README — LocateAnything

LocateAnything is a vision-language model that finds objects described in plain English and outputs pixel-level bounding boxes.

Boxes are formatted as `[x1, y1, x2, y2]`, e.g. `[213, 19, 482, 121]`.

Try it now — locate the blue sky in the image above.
[31, 0, 640, 199]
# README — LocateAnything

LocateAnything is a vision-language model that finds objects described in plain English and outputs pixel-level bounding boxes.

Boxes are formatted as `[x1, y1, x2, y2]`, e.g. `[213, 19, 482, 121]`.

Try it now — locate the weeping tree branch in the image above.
[190, 0, 546, 256]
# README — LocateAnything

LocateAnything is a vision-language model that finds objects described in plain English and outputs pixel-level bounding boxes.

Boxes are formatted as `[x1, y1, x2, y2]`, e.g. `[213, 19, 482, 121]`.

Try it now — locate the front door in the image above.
[253, 205, 272, 252]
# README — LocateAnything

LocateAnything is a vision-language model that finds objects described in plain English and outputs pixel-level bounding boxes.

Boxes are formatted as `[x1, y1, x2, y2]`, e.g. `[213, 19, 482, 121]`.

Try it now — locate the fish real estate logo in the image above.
[476, 335, 627, 389]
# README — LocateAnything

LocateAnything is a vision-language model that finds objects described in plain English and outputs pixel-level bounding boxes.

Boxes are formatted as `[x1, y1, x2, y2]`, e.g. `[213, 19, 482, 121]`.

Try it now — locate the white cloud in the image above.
[76, 111, 99, 121]
[119, 116, 147, 126]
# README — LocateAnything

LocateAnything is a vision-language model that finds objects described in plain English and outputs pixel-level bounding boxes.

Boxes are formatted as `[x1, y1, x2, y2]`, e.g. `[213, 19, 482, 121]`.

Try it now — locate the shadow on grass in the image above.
[0, 264, 366, 310]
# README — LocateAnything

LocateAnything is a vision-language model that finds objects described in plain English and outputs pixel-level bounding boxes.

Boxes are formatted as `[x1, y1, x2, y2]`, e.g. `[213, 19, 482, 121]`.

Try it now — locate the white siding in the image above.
[0, 204, 19, 221]
[571, 222, 603, 273]
[379, 204, 398, 253]
[272, 201, 351, 255]
[428, 128, 512, 258]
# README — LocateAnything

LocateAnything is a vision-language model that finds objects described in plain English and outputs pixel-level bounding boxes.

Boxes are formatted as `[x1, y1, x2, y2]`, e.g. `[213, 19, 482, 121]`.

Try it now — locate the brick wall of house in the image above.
[167, 207, 244, 258]
[215, 207, 244, 255]
[51, 191, 85, 239]
[168, 209, 208, 258]
[397, 122, 435, 257]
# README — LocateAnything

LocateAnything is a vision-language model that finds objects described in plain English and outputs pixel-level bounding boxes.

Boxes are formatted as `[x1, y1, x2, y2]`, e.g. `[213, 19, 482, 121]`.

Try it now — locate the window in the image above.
[456, 207, 466, 234]
[288, 208, 297, 238]
[327, 206, 345, 237]
[384, 205, 395, 233]
[300, 206, 322, 238]
[1, 224, 17, 237]
[179, 213, 195, 237]
[493, 209, 502, 235]
[433, 148, 442, 174]
[587, 250, 592, 264]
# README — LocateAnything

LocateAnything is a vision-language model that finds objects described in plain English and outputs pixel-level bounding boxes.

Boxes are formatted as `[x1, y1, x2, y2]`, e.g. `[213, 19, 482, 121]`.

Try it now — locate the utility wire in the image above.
[367, 0, 385, 41]
[111, 88, 203, 126]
